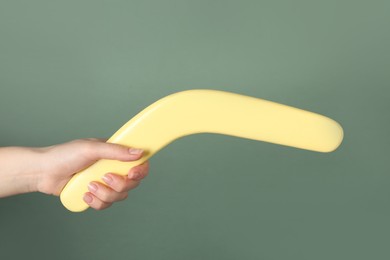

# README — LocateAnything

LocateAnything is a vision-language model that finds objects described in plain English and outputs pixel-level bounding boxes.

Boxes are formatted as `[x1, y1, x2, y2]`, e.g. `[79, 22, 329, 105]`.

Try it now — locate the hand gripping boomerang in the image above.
[60, 89, 344, 212]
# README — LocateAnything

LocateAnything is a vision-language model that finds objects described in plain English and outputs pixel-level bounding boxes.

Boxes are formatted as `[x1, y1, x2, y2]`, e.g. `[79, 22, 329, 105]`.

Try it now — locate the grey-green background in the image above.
[0, 0, 389, 259]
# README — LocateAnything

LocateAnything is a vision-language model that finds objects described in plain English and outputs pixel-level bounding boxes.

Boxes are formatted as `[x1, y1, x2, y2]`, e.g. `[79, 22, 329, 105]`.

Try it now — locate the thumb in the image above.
[89, 142, 144, 161]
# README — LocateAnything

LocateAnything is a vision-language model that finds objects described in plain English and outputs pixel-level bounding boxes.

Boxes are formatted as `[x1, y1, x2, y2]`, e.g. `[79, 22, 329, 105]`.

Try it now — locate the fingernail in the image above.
[129, 148, 143, 155]
[88, 183, 98, 192]
[83, 193, 93, 203]
[129, 171, 141, 180]
[102, 175, 113, 185]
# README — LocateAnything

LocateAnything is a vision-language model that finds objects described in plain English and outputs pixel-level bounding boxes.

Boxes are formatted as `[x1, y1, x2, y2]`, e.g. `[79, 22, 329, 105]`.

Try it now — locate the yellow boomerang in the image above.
[60, 89, 344, 212]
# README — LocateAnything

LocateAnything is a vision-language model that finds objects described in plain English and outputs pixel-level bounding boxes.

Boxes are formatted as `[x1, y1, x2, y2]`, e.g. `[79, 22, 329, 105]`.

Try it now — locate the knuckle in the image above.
[91, 201, 104, 210]
[112, 179, 128, 193]
[85, 137, 105, 142]
[117, 183, 128, 193]
[142, 163, 150, 176]
[73, 138, 92, 145]
[120, 192, 128, 201]
[80, 142, 97, 159]
[94, 205, 104, 211]
[95, 202, 111, 211]
[86, 142, 98, 154]
[91, 184, 113, 202]
[131, 181, 141, 189]
[100, 190, 115, 202]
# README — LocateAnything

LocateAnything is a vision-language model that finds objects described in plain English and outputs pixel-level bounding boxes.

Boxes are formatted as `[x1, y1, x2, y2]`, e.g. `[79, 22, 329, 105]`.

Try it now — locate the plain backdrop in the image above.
[0, 1, 389, 259]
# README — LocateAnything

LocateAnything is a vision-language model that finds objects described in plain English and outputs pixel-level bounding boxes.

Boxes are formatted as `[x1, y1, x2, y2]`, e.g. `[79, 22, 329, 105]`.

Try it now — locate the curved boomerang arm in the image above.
[60, 89, 344, 212]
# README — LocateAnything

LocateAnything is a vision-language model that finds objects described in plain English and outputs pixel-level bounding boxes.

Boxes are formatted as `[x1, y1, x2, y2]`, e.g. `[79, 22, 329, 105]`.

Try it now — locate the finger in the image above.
[102, 173, 141, 193]
[83, 192, 113, 210]
[86, 141, 144, 161]
[128, 161, 150, 181]
[87, 181, 128, 203]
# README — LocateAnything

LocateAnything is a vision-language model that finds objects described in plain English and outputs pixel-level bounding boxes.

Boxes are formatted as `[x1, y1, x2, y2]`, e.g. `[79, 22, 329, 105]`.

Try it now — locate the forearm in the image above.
[0, 146, 44, 197]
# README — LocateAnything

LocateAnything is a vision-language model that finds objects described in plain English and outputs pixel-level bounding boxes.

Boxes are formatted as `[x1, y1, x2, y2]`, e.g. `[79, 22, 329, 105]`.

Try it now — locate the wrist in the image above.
[25, 147, 49, 193]
[0, 146, 46, 197]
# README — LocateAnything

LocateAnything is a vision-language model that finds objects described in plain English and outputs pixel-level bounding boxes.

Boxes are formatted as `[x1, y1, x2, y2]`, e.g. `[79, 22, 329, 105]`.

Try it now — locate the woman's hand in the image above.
[0, 139, 149, 210]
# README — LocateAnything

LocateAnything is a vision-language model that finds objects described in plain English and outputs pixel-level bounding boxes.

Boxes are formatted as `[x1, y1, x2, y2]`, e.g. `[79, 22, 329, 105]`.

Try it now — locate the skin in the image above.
[0, 138, 149, 210]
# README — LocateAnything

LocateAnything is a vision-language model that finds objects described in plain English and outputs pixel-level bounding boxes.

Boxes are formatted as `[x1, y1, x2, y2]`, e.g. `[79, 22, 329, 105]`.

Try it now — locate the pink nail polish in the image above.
[102, 175, 113, 185]
[88, 183, 98, 192]
[130, 172, 141, 180]
[129, 148, 143, 155]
